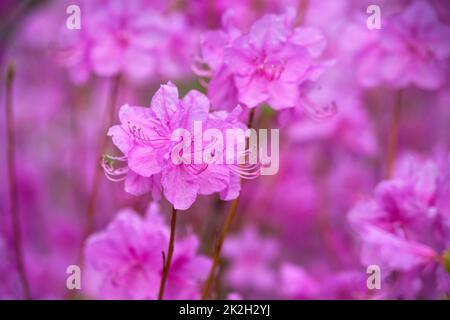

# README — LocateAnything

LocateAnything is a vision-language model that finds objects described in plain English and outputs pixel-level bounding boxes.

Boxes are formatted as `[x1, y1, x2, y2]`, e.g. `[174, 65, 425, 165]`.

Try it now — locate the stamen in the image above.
[302, 97, 337, 121]
[191, 56, 213, 78]
[229, 163, 261, 179]
[102, 154, 129, 182]
[127, 121, 169, 148]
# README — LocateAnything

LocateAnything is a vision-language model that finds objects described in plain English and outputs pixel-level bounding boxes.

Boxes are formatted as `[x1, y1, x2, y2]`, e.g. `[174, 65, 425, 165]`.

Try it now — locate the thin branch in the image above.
[5, 62, 31, 299]
[158, 206, 178, 300]
[202, 108, 256, 299]
[202, 197, 240, 299]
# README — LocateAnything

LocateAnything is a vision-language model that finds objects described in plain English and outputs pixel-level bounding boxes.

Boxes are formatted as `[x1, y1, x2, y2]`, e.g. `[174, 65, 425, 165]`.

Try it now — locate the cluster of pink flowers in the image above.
[196, 8, 328, 111]
[1, 0, 449, 300]
[349, 155, 450, 298]
[348, 0, 450, 89]
[59, 0, 196, 84]
[105, 82, 246, 210]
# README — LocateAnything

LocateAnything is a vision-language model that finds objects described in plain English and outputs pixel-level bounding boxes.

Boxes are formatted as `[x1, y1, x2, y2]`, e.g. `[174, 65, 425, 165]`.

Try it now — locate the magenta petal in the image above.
[291, 27, 327, 58]
[128, 146, 161, 177]
[267, 81, 299, 109]
[124, 171, 153, 196]
[182, 90, 210, 130]
[360, 226, 437, 271]
[235, 75, 269, 108]
[220, 173, 241, 201]
[248, 14, 288, 51]
[197, 164, 230, 195]
[108, 125, 132, 154]
[150, 82, 180, 126]
[161, 165, 199, 210]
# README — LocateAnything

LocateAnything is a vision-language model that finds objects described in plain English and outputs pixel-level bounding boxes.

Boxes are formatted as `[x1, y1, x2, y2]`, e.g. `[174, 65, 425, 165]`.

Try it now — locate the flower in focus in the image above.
[84, 204, 211, 299]
[348, 155, 450, 298]
[106, 82, 248, 210]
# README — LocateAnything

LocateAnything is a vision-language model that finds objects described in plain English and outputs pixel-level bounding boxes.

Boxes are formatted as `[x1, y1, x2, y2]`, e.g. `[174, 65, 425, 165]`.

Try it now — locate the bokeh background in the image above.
[1, 0, 449, 299]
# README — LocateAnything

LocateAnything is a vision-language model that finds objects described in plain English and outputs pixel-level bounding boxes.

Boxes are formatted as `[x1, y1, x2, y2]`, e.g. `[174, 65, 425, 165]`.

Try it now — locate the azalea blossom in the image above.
[348, 155, 450, 298]
[84, 204, 211, 299]
[58, 0, 195, 83]
[106, 82, 249, 210]
[351, 0, 450, 89]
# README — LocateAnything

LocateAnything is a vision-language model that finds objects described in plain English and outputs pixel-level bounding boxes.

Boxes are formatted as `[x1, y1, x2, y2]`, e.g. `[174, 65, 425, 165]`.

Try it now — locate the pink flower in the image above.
[354, 0, 450, 90]
[197, 9, 327, 110]
[84, 204, 211, 299]
[106, 82, 247, 210]
[348, 155, 450, 298]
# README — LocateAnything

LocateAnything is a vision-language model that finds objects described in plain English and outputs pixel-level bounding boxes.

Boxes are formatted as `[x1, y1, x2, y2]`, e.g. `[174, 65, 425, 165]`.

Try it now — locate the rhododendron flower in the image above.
[106, 82, 248, 210]
[352, 0, 450, 89]
[84, 204, 211, 299]
[223, 226, 280, 293]
[197, 9, 327, 110]
[59, 0, 195, 83]
[348, 155, 450, 298]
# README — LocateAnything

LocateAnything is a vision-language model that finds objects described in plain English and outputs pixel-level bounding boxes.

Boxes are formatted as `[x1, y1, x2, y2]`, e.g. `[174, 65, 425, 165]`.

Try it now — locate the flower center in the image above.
[254, 56, 285, 81]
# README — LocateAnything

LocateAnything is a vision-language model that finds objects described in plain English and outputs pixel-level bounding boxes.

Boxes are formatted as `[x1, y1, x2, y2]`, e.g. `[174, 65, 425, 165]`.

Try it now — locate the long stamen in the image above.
[302, 96, 337, 121]
[101, 155, 128, 182]
[191, 56, 213, 78]
[127, 122, 169, 148]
